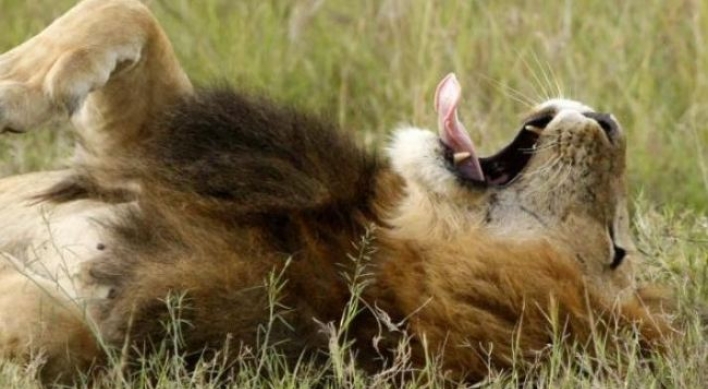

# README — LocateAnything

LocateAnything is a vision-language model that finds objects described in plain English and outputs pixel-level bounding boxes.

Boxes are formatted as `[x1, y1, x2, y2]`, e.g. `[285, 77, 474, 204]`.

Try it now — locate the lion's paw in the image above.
[0, 80, 56, 134]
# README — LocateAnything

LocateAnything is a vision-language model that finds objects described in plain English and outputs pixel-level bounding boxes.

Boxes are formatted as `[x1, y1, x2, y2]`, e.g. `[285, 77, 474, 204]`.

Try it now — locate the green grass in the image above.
[0, 0, 707, 388]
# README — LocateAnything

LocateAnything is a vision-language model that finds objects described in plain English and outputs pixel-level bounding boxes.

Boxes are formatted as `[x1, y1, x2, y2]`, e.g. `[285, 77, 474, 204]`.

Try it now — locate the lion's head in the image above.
[387, 74, 636, 299]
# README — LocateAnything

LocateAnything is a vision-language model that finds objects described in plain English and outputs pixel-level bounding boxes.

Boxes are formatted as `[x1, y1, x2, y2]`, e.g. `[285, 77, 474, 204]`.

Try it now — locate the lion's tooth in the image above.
[524, 125, 543, 135]
[453, 152, 472, 165]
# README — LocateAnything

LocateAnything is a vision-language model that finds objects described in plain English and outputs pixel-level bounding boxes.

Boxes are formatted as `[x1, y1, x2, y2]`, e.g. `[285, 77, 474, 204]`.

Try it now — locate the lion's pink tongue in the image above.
[434, 73, 485, 182]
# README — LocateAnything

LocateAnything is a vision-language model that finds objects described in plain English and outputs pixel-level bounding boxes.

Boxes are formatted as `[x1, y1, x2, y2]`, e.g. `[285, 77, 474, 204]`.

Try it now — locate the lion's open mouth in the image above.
[435, 75, 622, 189]
[443, 114, 552, 187]
[436, 73, 552, 188]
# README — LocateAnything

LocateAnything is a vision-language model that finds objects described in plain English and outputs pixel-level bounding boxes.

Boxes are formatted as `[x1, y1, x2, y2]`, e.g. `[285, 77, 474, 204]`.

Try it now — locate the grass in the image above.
[0, 0, 706, 387]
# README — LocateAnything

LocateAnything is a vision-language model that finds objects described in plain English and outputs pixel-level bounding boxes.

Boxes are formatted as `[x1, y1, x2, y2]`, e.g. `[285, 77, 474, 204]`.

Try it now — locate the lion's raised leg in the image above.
[0, 0, 193, 197]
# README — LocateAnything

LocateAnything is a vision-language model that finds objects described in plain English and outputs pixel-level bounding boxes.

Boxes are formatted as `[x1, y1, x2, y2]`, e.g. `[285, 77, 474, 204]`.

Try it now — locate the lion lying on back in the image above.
[0, 0, 674, 385]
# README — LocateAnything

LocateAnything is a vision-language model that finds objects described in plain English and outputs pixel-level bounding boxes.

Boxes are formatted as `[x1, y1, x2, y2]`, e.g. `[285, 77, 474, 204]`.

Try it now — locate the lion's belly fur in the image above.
[0, 171, 117, 295]
[0, 171, 115, 381]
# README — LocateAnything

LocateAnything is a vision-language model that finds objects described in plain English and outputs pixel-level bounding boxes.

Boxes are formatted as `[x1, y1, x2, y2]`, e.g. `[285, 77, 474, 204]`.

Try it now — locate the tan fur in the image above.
[0, 0, 675, 385]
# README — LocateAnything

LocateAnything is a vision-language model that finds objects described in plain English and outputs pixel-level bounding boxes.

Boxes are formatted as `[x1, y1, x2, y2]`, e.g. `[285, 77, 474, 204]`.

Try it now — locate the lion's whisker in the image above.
[477, 74, 536, 108]
[520, 141, 560, 155]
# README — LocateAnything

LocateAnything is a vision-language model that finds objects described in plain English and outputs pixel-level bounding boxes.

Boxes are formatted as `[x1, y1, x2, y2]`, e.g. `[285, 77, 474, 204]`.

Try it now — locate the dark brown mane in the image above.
[148, 88, 379, 208]
[88, 86, 405, 371]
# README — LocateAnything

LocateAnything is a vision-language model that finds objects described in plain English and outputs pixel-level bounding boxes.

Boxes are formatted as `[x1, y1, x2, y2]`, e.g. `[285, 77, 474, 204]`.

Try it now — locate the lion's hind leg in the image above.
[0, 263, 101, 384]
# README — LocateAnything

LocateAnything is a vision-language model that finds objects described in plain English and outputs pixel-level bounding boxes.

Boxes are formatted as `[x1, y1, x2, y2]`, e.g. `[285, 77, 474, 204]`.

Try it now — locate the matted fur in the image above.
[0, 0, 675, 385]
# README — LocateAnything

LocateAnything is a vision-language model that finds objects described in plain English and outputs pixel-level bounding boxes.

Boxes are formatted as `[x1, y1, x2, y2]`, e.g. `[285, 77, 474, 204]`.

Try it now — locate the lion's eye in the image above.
[610, 244, 626, 269]
[608, 226, 626, 269]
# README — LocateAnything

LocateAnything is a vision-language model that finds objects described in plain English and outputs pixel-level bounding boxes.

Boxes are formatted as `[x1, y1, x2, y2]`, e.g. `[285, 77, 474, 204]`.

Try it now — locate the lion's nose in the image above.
[583, 112, 620, 143]
[583, 112, 619, 139]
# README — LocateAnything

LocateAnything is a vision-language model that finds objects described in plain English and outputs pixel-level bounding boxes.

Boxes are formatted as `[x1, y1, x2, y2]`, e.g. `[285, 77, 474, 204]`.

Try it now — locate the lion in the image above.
[0, 0, 675, 385]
